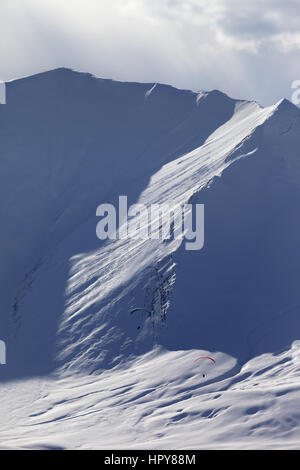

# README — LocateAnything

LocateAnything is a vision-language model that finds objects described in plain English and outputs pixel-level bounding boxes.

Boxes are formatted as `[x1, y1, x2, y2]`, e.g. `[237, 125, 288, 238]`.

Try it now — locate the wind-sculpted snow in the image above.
[1, 345, 300, 449]
[0, 68, 300, 448]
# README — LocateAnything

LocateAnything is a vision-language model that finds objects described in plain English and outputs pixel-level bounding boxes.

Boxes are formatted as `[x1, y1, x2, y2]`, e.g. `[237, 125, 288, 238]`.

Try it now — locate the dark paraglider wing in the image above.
[130, 307, 152, 316]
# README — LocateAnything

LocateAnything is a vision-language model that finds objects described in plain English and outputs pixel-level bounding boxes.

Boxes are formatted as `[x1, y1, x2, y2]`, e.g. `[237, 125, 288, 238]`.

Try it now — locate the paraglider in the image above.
[194, 356, 215, 378]
[130, 307, 152, 316]
[130, 307, 152, 330]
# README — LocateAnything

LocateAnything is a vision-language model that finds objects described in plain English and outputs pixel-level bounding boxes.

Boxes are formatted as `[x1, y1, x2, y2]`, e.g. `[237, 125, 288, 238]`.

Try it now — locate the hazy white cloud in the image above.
[0, 0, 299, 105]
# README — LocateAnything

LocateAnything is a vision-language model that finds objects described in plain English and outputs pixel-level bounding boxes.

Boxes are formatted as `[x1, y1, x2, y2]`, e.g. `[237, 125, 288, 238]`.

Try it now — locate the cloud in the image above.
[0, 0, 299, 105]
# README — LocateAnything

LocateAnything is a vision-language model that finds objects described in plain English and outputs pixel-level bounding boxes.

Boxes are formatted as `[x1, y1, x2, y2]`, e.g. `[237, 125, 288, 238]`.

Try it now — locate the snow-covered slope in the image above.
[0, 69, 300, 449]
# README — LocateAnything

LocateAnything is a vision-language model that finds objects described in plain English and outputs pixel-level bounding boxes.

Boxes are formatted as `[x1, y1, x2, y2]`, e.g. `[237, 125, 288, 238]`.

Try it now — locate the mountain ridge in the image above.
[0, 69, 300, 449]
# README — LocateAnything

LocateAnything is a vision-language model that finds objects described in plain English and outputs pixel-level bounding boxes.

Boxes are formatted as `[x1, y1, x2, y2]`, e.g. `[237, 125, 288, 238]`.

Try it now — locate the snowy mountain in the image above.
[0, 68, 300, 449]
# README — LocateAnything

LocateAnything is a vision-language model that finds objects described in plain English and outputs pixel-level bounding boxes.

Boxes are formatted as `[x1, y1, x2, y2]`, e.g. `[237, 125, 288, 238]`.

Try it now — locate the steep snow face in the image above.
[1, 69, 300, 449]
[56, 100, 278, 374]
[0, 68, 237, 379]
[161, 99, 300, 363]
[0, 68, 278, 379]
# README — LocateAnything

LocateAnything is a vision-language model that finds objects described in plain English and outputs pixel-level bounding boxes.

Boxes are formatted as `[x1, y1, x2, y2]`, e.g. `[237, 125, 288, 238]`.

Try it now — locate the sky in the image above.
[0, 0, 299, 105]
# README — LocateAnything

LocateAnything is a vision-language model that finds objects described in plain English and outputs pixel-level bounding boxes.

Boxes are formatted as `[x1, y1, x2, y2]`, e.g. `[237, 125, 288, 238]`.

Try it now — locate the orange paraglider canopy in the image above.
[194, 356, 215, 364]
